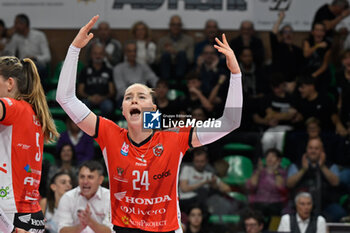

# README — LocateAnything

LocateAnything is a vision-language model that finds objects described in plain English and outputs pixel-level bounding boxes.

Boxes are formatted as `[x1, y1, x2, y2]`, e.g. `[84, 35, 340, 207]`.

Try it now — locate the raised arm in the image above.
[56, 15, 99, 136]
[191, 34, 242, 147]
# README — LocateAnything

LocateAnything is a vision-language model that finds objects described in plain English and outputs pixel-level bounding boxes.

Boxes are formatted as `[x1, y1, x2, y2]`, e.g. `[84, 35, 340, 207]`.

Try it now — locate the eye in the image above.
[140, 96, 146, 99]
[125, 96, 131, 100]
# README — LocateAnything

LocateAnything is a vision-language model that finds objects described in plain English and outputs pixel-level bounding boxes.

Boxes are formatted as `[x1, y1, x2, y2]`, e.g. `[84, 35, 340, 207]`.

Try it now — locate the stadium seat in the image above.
[222, 155, 253, 186]
[43, 152, 56, 165]
[209, 214, 240, 224]
[223, 142, 254, 152]
[54, 119, 66, 134]
[228, 191, 248, 203]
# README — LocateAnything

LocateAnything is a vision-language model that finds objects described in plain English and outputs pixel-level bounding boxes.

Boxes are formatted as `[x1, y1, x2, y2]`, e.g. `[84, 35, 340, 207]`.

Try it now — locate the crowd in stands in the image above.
[2, 0, 350, 232]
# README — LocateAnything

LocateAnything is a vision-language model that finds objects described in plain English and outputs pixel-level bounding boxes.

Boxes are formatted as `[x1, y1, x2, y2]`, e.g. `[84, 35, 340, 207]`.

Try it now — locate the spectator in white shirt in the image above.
[4, 14, 51, 82]
[278, 192, 326, 233]
[57, 160, 112, 233]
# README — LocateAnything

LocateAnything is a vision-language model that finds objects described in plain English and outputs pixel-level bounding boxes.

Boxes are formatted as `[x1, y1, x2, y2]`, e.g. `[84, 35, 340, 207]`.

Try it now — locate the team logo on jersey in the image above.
[143, 110, 161, 129]
[3, 98, 13, 106]
[121, 142, 129, 156]
[113, 168, 128, 183]
[0, 163, 7, 174]
[153, 143, 163, 157]
[19, 214, 31, 223]
[114, 191, 127, 201]
[0, 186, 10, 199]
[121, 216, 130, 225]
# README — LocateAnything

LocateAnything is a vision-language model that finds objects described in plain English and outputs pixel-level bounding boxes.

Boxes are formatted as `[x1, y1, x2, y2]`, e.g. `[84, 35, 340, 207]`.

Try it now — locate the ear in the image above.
[152, 104, 157, 111]
[7, 77, 16, 92]
[98, 175, 104, 185]
[50, 183, 57, 192]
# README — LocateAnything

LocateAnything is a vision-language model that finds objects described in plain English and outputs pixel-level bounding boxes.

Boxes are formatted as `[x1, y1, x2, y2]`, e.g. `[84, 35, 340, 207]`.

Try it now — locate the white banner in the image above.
[0, 0, 349, 31]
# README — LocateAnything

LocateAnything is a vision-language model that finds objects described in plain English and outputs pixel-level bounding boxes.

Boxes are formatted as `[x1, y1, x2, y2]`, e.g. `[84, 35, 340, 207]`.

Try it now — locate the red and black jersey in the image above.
[95, 116, 193, 232]
[0, 98, 43, 216]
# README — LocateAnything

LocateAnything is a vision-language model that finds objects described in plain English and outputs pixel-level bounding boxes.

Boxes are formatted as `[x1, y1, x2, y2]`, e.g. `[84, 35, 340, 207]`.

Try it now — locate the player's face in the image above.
[296, 196, 312, 220]
[51, 174, 72, 197]
[188, 208, 203, 227]
[78, 167, 103, 200]
[122, 84, 155, 126]
[244, 218, 263, 233]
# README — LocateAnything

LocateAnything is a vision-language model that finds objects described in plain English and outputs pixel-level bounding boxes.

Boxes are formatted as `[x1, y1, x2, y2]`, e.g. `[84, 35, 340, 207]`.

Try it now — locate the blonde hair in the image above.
[0, 56, 58, 142]
[124, 83, 155, 102]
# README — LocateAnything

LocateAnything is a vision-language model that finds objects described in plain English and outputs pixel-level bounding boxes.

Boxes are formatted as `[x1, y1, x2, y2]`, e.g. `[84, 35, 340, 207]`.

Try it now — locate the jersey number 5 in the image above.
[35, 132, 41, 162]
[132, 170, 150, 191]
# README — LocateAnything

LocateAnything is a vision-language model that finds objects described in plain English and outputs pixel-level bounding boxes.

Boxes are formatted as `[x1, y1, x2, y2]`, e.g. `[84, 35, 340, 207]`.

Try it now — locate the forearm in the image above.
[88, 219, 111, 233]
[180, 181, 206, 193]
[195, 73, 242, 145]
[272, 17, 283, 34]
[287, 169, 305, 188]
[56, 45, 91, 124]
[59, 225, 83, 233]
[197, 92, 214, 111]
[320, 166, 339, 186]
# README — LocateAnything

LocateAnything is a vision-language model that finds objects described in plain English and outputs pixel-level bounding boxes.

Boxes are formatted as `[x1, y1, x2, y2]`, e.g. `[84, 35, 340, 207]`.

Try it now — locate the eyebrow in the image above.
[125, 92, 148, 97]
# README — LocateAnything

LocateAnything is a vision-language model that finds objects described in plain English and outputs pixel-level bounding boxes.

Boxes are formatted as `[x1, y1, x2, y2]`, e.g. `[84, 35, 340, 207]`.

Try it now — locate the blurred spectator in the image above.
[246, 148, 287, 216]
[196, 44, 228, 97]
[284, 117, 345, 165]
[179, 147, 231, 213]
[270, 11, 304, 91]
[253, 73, 298, 153]
[295, 75, 347, 136]
[48, 143, 78, 185]
[239, 47, 268, 99]
[287, 138, 346, 221]
[0, 19, 8, 56]
[131, 21, 156, 66]
[312, 0, 350, 40]
[78, 43, 116, 118]
[114, 40, 158, 104]
[156, 15, 194, 80]
[4, 13, 51, 81]
[230, 20, 265, 67]
[336, 49, 350, 131]
[240, 209, 265, 233]
[154, 79, 180, 116]
[303, 22, 332, 93]
[184, 205, 211, 233]
[39, 171, 72, 233]
[86, 21, 123, 67]
[180, 71, 213, 114]
[56, 161, 112, 233]
[57, 117, 95, 165]
[278, 192, 327, 233]
[194, 19, 220, 62]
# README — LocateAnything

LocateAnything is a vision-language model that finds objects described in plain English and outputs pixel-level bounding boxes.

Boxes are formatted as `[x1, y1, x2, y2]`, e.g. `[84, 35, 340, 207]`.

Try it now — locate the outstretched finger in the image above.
[222, 33, 229, 46]
[83, 15, 99, 32]
[215, 37, 225, 48]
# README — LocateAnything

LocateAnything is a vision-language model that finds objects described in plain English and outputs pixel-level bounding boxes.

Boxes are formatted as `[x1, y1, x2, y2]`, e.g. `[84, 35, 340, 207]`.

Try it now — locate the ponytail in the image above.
[20, 59, 59, 142]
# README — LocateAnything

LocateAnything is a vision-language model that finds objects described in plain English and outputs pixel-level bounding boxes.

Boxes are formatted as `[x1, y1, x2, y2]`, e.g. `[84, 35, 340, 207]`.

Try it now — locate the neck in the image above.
[128, 127, 153, 144]
[345, 69, 350, 78]
[54, 193, 62, 208]
[128, 60, 136, 66]
[189, 225, 201, 233]
[61, 161, 72, 169]
[93, 63, 103, 70]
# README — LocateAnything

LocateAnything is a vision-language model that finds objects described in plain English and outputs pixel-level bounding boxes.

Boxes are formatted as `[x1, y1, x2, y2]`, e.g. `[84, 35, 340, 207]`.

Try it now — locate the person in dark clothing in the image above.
[303, 22, 332, 93]
[294, 75, 346, 135]
[230, 21, 265, 67]
[270, 11, 304, 91]
[240, 209, 265, 233]
[154, 79, 180, 116]
[312, 0, 350, 40]
[77, 43, 115, 118]
[287, 138, 347, 222]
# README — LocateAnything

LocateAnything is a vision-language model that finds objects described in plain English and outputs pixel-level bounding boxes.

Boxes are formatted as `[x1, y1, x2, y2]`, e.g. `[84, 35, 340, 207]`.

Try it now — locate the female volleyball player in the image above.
[57, 15, 242, 233]
[0, 56, 58, 232]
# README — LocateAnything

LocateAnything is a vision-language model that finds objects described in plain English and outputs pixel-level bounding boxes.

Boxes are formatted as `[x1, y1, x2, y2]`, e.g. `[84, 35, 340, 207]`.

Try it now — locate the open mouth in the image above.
[130, 108, 141, 116]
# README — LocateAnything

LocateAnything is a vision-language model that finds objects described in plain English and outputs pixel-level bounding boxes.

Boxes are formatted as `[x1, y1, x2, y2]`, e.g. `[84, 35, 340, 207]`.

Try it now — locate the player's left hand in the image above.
[214, 34, 240, 74]
[72, 15, 99, 48]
